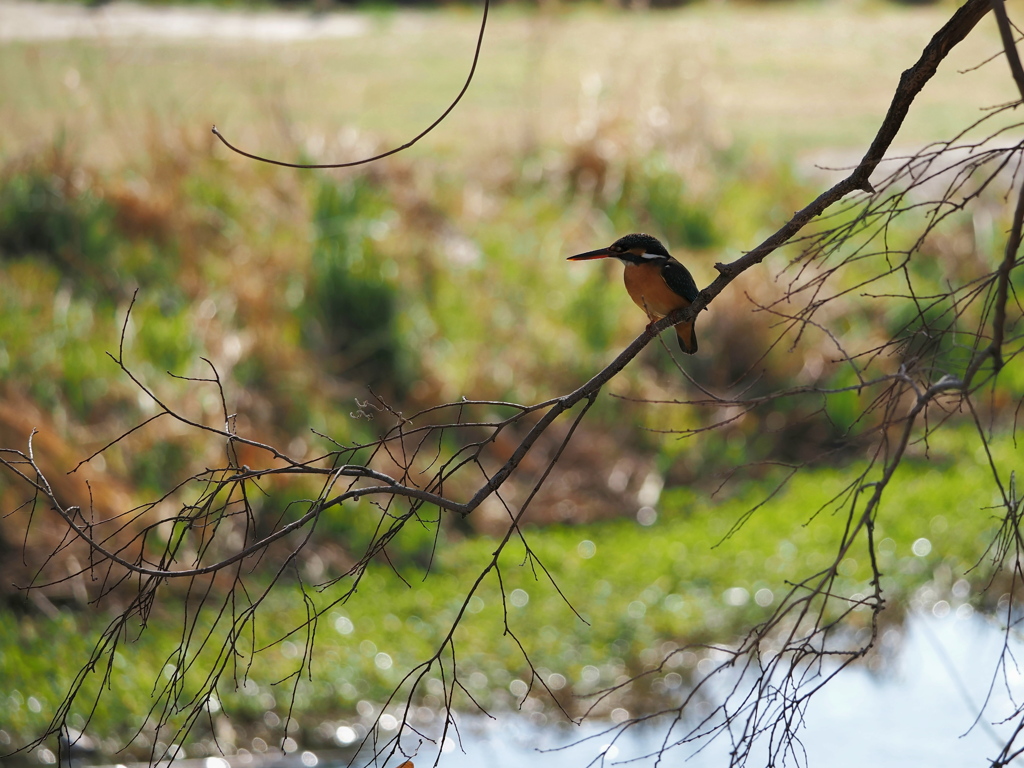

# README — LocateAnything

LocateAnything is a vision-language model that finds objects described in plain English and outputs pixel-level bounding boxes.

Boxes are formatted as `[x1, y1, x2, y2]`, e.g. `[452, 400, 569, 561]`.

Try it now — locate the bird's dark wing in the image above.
[662, 258, 699, 303]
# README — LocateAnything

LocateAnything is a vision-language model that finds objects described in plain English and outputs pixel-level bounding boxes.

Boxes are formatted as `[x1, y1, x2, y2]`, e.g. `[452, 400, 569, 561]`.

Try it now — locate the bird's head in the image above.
[566, 233, 671, 265]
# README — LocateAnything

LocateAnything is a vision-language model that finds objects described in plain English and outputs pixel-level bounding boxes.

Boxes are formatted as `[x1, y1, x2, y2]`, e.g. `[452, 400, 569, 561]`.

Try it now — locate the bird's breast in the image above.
[623, 262, 691, 320]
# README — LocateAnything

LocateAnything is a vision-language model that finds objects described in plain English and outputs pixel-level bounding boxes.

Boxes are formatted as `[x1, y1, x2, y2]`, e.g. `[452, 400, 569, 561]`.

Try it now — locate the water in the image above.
[799, 613, 1021, 768]
[72, 612, 1023, 768]
[367, 613, 1024, 768]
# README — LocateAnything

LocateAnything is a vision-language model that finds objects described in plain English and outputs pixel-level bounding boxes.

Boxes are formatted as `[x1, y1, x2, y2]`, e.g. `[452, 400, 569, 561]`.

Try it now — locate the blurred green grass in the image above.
[0, 422, 1014, 751]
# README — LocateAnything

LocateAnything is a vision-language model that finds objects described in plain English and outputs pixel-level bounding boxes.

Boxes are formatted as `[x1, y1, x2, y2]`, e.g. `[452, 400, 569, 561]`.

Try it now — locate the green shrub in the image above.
[0, 169, 121, 299]
[305, 177, 412, 391]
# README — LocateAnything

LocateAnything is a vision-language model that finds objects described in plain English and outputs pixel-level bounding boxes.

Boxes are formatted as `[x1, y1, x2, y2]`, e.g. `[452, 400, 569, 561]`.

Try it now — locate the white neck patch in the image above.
[640, 252, 663, 260]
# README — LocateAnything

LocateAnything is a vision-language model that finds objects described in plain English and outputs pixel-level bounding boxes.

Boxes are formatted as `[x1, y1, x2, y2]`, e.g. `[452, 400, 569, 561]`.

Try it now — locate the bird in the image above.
[567, 233, 700, 354]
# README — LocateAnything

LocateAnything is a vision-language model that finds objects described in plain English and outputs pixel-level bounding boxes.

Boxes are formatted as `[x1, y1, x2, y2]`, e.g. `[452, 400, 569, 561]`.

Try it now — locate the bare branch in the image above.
[211, 0, 490, 169]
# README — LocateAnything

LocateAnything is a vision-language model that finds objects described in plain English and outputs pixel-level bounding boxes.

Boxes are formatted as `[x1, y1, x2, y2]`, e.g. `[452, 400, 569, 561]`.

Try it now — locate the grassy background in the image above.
[1, 0, 1022, 758]
[1, 4, 1016, 166]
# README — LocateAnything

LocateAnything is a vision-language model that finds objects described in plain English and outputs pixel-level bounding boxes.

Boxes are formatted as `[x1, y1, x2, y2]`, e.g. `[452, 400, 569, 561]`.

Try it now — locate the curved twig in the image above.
[211, 0, 490, 169]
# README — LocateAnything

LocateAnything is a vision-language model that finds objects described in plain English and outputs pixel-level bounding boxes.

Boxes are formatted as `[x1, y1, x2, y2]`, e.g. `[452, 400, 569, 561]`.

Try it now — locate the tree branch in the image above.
[211, 0, 490, 169]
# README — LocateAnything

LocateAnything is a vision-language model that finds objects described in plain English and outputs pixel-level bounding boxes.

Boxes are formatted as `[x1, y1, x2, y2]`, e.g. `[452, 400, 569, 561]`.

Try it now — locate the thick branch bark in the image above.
[689, 0, 992, 304]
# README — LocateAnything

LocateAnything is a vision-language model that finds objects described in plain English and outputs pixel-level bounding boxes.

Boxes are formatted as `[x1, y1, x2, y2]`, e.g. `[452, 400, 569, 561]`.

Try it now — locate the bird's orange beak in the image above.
[567, 247, 613, 261]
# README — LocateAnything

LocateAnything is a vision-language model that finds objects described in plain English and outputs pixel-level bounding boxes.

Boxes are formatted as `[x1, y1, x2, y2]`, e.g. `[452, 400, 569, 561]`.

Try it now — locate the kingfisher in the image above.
[567, 233, 700, 354]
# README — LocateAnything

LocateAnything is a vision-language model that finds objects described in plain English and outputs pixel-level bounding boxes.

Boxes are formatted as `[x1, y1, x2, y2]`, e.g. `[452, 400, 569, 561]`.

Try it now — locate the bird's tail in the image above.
[676, 321, 698, 354]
